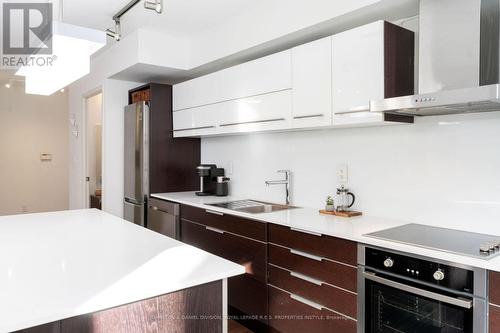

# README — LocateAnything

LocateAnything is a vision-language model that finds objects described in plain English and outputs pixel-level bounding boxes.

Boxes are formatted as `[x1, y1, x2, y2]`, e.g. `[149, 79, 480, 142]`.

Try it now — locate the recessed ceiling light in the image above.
[60, 88, 65, 93]
[5, 83, 11, 88]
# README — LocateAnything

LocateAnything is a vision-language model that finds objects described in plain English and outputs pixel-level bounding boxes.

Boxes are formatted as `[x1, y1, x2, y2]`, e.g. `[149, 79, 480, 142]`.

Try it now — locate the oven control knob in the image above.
[383, 258, 394, 268]
[433, 270, 445, 281]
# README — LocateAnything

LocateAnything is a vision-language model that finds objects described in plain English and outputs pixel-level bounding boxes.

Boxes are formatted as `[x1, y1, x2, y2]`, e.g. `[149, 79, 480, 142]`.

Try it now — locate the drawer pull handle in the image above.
[290, 227, 322, 237]
[290, 293, 324, 311]
[173, 125, 216, 132]
[293, 114, 324, 120]
[290, 249, 323, 262]
[220, 118, 285, 127]
[290, 271, 323, 286]
[205, 226, 225, 234]
[205, 209, 224, 216]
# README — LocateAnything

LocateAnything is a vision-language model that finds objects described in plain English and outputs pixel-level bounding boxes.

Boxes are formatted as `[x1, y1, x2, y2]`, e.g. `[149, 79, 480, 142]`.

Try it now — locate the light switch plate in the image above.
[40, 153, 52, 161]
[337, 164, 348, 184]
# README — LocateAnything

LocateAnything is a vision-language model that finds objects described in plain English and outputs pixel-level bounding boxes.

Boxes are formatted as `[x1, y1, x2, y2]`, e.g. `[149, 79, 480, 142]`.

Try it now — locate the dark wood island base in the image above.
[15, 280, 224, 333]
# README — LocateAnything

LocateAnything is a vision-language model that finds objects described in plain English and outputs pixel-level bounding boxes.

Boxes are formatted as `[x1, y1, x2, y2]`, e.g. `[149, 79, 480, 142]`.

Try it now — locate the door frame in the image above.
[82, 87, 103, 209]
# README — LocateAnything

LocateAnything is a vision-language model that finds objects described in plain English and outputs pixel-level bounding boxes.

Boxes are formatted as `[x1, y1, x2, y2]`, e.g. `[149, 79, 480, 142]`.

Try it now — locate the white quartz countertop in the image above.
[152, 191, 500, 273]
[0, 209, 244, 333]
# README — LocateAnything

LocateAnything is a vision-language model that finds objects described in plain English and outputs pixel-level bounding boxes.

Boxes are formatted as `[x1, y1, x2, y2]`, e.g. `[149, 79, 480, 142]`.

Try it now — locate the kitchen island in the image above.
[0, 209, 245, 333]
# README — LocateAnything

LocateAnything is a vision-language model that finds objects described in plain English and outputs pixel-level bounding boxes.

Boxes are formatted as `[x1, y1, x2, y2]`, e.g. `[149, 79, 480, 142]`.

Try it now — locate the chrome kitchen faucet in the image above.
[265, 170, 291, 205]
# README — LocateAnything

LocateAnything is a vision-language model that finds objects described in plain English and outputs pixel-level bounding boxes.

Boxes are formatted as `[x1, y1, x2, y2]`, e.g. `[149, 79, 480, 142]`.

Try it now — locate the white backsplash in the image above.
[201, 112, 500, 232]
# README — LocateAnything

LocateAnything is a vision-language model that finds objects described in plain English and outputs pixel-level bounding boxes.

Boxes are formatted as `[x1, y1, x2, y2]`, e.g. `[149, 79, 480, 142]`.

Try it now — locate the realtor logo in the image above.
[2, 3, 52, 55]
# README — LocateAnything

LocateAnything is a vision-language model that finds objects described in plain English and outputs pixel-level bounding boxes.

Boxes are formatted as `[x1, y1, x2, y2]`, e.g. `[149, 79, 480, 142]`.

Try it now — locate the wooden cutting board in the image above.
[319, 210, 362, 218]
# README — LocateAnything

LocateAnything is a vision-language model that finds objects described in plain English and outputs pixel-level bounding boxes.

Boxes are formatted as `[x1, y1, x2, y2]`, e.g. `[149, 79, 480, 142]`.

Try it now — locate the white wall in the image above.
[201, 112, 500, 232]
[85, 93, 102, 196]
[0, 84, 68, 215]
[68, 69, 141, 216]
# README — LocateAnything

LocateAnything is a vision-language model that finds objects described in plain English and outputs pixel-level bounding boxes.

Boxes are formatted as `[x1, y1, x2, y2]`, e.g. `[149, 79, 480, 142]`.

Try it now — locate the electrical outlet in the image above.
[227, 161, 234, 175]
[337, 164, 348, 184]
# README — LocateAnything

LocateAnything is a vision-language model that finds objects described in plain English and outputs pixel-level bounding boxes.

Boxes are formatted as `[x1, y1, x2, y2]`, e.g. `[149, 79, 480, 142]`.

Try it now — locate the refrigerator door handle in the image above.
[124, 197, 143, 205]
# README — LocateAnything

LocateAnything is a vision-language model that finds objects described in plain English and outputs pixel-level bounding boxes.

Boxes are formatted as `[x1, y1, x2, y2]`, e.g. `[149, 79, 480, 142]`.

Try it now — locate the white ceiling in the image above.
[63, 0, 259, 36]
[0, 0, 258, 84]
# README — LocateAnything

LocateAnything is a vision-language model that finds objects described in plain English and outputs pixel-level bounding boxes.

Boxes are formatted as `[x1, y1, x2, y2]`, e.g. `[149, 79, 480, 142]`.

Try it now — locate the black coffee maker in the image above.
[195, 164, 225, 196]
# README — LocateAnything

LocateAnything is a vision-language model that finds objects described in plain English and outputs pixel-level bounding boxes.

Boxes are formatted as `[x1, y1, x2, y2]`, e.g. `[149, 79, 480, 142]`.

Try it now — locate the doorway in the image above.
[85, 92, 103, 209]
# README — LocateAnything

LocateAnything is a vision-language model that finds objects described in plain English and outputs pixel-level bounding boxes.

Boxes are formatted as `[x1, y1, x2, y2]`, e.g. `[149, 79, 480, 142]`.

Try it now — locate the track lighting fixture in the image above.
[144, 0, 163, 13]
[106, 20, 121, 41]
[107, 0, 164, 42]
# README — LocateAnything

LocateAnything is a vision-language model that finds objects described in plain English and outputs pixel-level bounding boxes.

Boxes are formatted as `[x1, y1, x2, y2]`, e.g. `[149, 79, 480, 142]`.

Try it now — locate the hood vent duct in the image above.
[371, 0, 500, 116]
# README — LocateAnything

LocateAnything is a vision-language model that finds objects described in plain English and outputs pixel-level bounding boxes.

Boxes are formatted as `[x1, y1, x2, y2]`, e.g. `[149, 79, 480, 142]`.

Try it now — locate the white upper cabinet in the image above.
[172, 21, 414, 137]
[332, 21, 385, 114]
[332, 21, 415, 114]
[291, 37, 333, 128]
[172, 106, 218, 138]
[216, 90, 292, 135]
[173, 90, 292, 138]
[173, 50, 292, 111]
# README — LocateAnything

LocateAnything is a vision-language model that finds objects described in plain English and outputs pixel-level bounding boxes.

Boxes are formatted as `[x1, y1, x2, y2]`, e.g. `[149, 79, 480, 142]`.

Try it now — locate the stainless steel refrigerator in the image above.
[123, 102, 149, 226]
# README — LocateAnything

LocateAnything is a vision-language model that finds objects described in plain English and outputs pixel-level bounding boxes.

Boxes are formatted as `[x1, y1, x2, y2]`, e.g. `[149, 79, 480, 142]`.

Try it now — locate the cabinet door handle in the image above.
[293, 114, 324, 120]
[290, 271, 323, 286]
[290, 227, 322, 237]
[290, 293, 323, 311]
[205, 226, 225, 234]
[290, 249, 323, 262]
[220, 118, 285, 127]
[205, 209, 224, 216]
[173, 125, 216, 132]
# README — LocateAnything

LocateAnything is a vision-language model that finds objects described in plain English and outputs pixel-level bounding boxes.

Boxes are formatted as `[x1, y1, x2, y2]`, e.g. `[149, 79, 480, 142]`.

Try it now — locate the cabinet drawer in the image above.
[180, 219, 266, 282]
[268, 224, 357, 265]
[490, 271, 500, 305]
[268, 264, 356, 318]
[268, 243, 356, 292]
[180, 204, 266, 241]
[268, 285, 357, 333]
[490, 305, 500, 333]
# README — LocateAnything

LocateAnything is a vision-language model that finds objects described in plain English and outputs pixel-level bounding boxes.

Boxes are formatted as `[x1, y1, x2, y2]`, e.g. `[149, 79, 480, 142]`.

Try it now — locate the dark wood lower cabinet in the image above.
[16, 281, 222, 333]
[228, 275, 268, 332]
[268, 224, 357, 265]
[180, 218, 267, 282]
[268, 264, 357, 319]
[268, 286, 357, 333]
[490, 305, 500, 333]
[181, 218, 268, 331]
[268, 243, 357, 292]
[490, 271, 500, 333]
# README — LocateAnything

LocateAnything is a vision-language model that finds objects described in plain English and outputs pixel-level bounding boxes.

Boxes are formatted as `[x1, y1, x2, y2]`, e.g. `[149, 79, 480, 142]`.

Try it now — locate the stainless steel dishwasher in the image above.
[147, 198, 180, 240]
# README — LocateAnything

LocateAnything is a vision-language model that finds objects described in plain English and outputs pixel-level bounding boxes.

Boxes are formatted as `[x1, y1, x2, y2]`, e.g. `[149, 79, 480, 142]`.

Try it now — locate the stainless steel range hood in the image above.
[371, 0, 500, 116]
[371, 84, 500, 115]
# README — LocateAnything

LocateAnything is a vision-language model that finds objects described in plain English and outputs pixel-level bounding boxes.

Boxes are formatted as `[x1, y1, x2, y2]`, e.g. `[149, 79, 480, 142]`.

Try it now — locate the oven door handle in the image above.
[363, 271, 473, 309]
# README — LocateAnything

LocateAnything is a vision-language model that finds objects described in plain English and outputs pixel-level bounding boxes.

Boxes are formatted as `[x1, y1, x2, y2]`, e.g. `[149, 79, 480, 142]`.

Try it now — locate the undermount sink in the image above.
[207, 200, 297, 214]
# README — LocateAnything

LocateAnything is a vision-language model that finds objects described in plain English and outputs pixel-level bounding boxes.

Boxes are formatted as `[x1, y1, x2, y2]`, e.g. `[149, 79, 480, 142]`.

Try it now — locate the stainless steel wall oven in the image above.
[358, 245, 488, 333]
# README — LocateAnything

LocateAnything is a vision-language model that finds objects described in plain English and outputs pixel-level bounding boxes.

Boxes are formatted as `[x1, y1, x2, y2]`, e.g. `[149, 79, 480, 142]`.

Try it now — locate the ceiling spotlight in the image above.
[106, 29, 121, 41]
[106, 20, 121, 41]
[5, 83, 11, 88]
[60, 88, 65, 93]
[144, 0, 163, 13]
